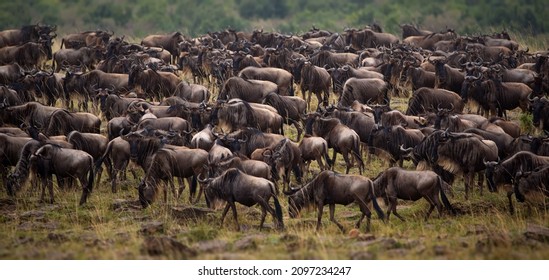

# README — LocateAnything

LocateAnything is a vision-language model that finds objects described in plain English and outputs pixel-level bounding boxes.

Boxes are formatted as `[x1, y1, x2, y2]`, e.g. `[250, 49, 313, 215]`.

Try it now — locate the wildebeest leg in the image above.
[507, 190, 515, 215]
[342, 152, 351, 174]
[220, 202, 230, 225]
[331, 149, 337, 170]
[95, 166, 103, 190]
[165, 180, 173, 204]
[389, 197, 405, 221]
[316, 202, 324, 231]
[293, 121, 303, 142]
[111, 170, 119, 193]
[229, 201, 240, 231]
[329, 204, 345, 232]
[424, 203, 435, 221]
[47, 177, 54, 204]
[39, 177, 47, 203]
[477, 172, 484, 196]
[304, 161, 311, 178]
[355, 198, 372, 231]
[259, 205, 267, 230]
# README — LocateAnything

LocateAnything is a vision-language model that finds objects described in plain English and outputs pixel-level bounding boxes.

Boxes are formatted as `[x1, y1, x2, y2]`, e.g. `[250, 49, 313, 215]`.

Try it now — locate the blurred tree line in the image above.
[0, 0, 546, 38]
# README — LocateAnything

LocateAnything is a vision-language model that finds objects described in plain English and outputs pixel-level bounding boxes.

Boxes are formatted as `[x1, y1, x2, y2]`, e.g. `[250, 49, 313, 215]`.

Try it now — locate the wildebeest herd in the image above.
[1, 23, 549, 232]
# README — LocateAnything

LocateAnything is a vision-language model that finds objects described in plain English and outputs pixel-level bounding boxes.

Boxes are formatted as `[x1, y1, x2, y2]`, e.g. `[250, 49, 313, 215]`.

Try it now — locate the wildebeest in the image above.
[262, 92, 307, 141]
[304, 113, 364, 174]
[329, 65, 385, 95]
[5, 138, 73, 198]
[432, 131, 498, 199]
[0, 24, 56, 48]
[400, 24, 432, 39]
[286, 170, 384, 232]
[220, 128, 285, 159]
[260, 138, 302, 192]
[198, 168, 284, 231]
[299, 61, 331, 109]
[2, 102, 60, 130]
[298, 135, 331, 177]
[24, 70, 66, 107]
[173, 81, 210, 103]
[128, 64, 181, 101]
[32, 144, 94, 205]
[0, 63, 26, 84]
[52, 47, 104, 72]
[0, 133, 31, 188]
[373, 167, 455, 221]
[44, 110, 101, 136]
[141, 32, 185, 64]
[238, 66, 294, 96]
[63, 69, 130, 111]
[309, 49, 359, 69]
[211, 155, 272, 180]
[61, 30, 112, 49]
[345, 27, 399, 50]
[404, 30, 457, 50]
[138, 147, 208, 206]
[211, 99, 284, 134]
[368, 125, 424, 167]
[485, 151, 549, 214]
[0, 40, 53, 68]
[402, 66, 436, 90]
[93, 136, 134, 193]
[406, 87, 464, 116]
[530, 96, 549, 131]
[483, 79, 532, 118]
[67, 131, 109, 187]
[217, 76, 278, 103]
[513, 166, 549, 210]
[190, 124, 216, 151]
[338, 78, 389, 107]
[135, 117, 191, 145]
[433, 59, 465, 94]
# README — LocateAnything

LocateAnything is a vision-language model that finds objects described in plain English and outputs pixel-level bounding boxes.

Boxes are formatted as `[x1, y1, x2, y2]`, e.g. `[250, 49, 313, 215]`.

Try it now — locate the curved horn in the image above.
[197, 172, 211, 184]
[262, 149, 273, 157]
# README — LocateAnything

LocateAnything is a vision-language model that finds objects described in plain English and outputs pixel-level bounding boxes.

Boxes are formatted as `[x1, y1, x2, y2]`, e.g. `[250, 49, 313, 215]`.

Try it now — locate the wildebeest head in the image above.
[484, 160, 503, 192]
[138, 179, 156, 208]
[529, 96, 549, 127]
[460, 73, 482, 103]
[513, 171, 528, 203]
[371, 103, 391, 125]
[286, 185, 308, 218]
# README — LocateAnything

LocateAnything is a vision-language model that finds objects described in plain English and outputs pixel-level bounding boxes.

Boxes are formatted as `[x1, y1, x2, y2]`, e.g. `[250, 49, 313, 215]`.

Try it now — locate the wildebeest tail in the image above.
[289, 75, 294, 96]
[438, 176, 456, 215]
[370, 182, 385, 221]
[94, 139, 113, 174]
[190, 174, 198, 200]
[352, 136, 364, 170]
[80, 156, 95, 206]
[271, 183, 284, 228]
[322, 141, 332, 168]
